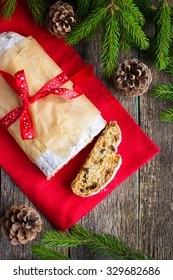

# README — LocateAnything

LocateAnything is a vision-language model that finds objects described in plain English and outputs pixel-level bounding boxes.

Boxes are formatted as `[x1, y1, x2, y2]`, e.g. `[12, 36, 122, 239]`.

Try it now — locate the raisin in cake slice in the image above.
[71, 121, 122, 197]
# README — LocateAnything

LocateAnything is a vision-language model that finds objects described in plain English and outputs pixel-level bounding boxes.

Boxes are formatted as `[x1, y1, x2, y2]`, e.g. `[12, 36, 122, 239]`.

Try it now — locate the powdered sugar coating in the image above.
[36, 115, 106, 178]
[0, 31, 106, 178]
[0, 32, 24, 54]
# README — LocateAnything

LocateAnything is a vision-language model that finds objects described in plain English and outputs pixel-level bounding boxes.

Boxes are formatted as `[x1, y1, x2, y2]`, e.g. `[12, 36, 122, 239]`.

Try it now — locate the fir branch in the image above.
[154, 0, 171, 69]
[89, 0, 110, 11]
[117, 7, 149, 50]
[42, 229, 84, 247]
[119, 31, 131, 51]
[71, 225, 152, 260]
[34, 225, 153, 260]
[159, 108, 173, 122]
[1, 0, 47, 24]
[101, 10, 120, 77]
[66, 7, 107, 45]
[32, 244, 70, 260]
[153, 84, 173, 101]
[117, 0, 145, 26]
[134, 0, 151, 8]
[27, 0, 47, 25]
[76, 0, 92, 19]
[134, 0, 156, 20]
[153, 83, 173, 122]
[166, 64, 173, 75]
[1, 0, 17, 19]
[166, 52, 173, 74]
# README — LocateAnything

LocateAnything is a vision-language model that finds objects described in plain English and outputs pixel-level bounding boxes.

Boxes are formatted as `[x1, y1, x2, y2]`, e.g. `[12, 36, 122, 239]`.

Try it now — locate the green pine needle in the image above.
[101, 12, 120, 77]
[66, 1, 149, 77]
[32, 244, 70, 260]
[70, 225, 152, 260]
[153, 84, 173, 101]
[66, 7, 107, 45]
[27, 0, 47, 25]
[42, 229, 84, 247]
[160, 108, 173, 122]
[33, 225, 153, 260]
[117, 0, 145, 26]
[166, 62, 173, 75]
[76, 0, 92, 19]
[1, 0, 47, 24]
[153, 84, 173, 122]
[117, 8, 149, 50]
[1, 0, 17, 19]
[119, 31, 131, 51]
[155, 0, 171, 69]
[134, 0, 156, 19]
[89, 0, 110, 11]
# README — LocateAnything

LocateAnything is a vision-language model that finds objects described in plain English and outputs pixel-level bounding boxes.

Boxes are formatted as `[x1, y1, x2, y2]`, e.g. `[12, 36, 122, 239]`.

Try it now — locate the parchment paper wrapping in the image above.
[0, 36, 106, 178]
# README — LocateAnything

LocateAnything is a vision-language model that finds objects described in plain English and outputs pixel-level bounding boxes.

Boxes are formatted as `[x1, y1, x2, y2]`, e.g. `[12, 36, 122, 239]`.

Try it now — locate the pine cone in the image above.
[114, 59, 152, 97]
[0, 205, 42, 245]
[46, 1, 77, 38]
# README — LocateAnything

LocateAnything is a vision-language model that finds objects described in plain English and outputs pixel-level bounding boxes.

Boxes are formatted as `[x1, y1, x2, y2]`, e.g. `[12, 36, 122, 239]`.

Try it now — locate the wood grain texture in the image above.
[0, 170, 68, 260]
[138, 53, 173, 260]
[138, 0, 173, 259]
[71, 34, 140, 260]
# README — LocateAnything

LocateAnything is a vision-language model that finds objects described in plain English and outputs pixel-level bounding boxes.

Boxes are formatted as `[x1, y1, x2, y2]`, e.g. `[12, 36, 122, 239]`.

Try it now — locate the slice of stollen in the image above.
[71, 121, 122, 197]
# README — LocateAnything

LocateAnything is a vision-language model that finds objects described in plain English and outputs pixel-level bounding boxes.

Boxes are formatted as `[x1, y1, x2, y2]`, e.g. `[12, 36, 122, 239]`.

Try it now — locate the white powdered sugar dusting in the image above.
[36, 116, 106, 178]
[0, 32, 24, 54]
[0, 31, 107, 178]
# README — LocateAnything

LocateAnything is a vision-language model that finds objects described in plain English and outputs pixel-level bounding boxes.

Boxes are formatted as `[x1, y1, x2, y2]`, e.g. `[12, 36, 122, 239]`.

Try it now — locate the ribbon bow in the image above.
[0, 69, 84, 140]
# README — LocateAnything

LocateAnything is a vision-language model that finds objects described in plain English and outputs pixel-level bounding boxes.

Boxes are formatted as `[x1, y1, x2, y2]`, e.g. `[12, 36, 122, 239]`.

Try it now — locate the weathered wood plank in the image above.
[0, 170, 68, 260]
[71, 35, 140, 259]
[139, 54, 173, 259]
[138, 0, 173, 258]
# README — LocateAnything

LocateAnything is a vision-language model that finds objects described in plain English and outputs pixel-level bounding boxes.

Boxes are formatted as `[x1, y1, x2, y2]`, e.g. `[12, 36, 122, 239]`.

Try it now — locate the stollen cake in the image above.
[71, 121, 122, 197]
[0, 32, 106, 178]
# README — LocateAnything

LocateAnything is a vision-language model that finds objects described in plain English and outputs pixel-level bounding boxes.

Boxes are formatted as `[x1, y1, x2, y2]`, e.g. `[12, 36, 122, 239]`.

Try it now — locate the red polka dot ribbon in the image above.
[0, 69, 84, 140]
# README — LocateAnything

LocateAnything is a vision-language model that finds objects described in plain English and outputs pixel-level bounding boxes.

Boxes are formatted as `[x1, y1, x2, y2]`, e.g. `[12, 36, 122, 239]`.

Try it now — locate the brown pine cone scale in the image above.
[0, 204, 42, 245]
[46, 1, 77, 38]
[114, 59, 152, 97]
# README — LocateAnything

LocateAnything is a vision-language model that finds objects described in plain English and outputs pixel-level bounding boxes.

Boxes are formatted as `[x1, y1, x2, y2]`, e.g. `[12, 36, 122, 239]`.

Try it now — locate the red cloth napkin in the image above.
[0, 1, 159, 231]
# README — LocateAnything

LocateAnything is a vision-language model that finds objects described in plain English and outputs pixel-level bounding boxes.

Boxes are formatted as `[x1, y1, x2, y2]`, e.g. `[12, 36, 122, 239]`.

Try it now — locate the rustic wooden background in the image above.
[0, 13, 173, 260]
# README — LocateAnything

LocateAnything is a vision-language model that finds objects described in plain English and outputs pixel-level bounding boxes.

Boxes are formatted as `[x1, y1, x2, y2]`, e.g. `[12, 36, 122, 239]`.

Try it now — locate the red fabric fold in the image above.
[0, 1, 159, 230]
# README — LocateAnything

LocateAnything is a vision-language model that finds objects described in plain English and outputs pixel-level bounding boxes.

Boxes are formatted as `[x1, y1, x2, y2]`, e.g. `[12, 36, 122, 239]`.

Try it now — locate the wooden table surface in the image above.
[0, 31, 173, 260]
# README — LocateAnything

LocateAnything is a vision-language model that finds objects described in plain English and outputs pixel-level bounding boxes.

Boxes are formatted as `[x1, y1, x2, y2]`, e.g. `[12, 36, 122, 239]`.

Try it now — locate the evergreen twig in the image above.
[160, 108, 173, 122]
[166, 65, 173, 75]
[117, 0, 145, 25]
[134, 0, 156, 20]
[117, 7, 149, 50]
[27, 0, 47, 25]
[66, 1, 149, 76]
[166, 57, 173, 75]
[66, 7, 107, 45]
[119, 31, 131, 51]
[153, 84, 173, 101]
[42, 227, 84, 247]
[1, 0, 17, 19]
[153, 84, 173, 122]
[89, 0, 110, 12]
[32, 244, 70, 260]
[1, 0, 47, 25]
[101, 10, 120, 77]
[1, 0, 173, 76]
[32, 225, 153, 260]
[76, 0, 92, 19]
[154, 0, 171, 69]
